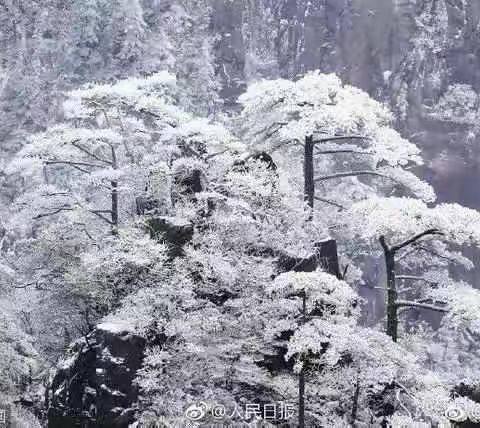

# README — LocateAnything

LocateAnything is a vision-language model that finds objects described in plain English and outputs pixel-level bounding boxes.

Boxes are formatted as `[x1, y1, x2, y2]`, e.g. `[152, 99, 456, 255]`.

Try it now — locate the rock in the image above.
[261, 239, 342, 372]
[277, 239, 341, 278]
[233, 151, 278, 172]
[47, 322, 146, 428]
[135, 197, 161, 216]
[315, 239, 342, 278]
[145, 216, 194, 258]
[366, 381, 396, 423]
[174, 168, 205, 195]
[454, 382, 480, 403]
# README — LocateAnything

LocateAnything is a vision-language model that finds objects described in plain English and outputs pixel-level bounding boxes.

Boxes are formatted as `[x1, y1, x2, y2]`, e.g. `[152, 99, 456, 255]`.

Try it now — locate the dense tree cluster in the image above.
[2, 67, 480, 427]
[2, 2, 480, 427]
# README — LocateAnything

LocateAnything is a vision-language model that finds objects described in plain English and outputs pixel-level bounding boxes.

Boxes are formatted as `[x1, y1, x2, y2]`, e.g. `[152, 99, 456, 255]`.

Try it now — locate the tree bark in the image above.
[351, 373, 361, 425]
[304, 135, 314, 219]
[110, 146, 119, 233]
[111, 181, 118, 227]
[298, 370, 305, 428]
[380, 229, 446, 342]
[298, 291, 307, 428]
[380, 236, 398, 342]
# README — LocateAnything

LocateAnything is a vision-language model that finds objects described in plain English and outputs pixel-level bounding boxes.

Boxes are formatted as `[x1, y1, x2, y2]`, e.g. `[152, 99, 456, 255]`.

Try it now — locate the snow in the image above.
[100, 384, 126, 397]
[58, 354, 77, 370]
[101, 348, 125, 365]
[97, 321, 136, 335]
[85, 386, 97, 396]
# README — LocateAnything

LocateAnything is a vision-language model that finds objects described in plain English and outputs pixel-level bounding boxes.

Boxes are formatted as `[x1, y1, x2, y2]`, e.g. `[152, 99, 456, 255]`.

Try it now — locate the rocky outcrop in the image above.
[47, 322, 146, 428]
[277, 239, 342, 279]
[145, 216, 194, 258]
[47, 202, 194, 427]
[261, 239, 342, 373]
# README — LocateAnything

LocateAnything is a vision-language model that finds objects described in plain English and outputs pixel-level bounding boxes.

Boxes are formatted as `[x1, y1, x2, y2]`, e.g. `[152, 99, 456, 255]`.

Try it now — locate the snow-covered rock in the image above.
[47, 322, 147, 427]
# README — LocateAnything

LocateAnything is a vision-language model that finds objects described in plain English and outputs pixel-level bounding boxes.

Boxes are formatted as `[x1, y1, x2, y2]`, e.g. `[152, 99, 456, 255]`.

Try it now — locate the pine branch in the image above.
[312, 135, 369, 144]
[45, 160, 106, 169]
[391, 229, 444, 252]
[314, 149, 373, 155]
[395, 300, 448, 313]
[314, 171, 393, 182]
[89, 210, 115, 225]
[34, 207, 74, 219]
[411, 244, 458, 263]
[396, 275, 438, 285]
[70, 140, 112, 165]
[314, 196, 345, 210]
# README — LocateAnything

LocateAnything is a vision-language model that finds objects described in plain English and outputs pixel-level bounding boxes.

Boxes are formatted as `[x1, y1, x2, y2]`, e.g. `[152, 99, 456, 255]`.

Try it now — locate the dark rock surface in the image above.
[47, 323, 146, 428]
[145, 216, 194, 258]
[261, 239, 342, 373]
[277, 239, 341, 278]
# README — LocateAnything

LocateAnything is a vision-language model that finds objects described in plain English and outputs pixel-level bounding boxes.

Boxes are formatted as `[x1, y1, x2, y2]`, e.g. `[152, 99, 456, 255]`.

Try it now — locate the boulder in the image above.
[47, 322, 146, 428]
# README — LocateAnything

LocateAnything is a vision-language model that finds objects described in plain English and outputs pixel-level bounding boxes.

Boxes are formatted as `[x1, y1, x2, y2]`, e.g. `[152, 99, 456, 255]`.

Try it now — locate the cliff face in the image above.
[213, 0, 409, 102]
[212, 0, 480, 207]
[1, 1, 479, 206]
[47, 323, 146, 428]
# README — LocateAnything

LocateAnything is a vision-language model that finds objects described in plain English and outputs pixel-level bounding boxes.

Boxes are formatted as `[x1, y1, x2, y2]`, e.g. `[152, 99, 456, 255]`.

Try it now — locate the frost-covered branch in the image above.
[314, 171, 395, 183]
[314, 149, 373, 155]
[396, 275, 438, 285]
[395, 300, 448, 313]
[391, 229, 444, 252]
[33, 207, 74, 219]
[45, 160, 107, 169]
[70, 140, 113, 165]
[312, 135, 369, 144]
[314, 196, 345, 210]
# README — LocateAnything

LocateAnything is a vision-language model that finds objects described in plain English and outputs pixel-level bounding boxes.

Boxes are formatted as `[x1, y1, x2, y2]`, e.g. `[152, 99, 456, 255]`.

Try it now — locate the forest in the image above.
[1, 1, 480, 427]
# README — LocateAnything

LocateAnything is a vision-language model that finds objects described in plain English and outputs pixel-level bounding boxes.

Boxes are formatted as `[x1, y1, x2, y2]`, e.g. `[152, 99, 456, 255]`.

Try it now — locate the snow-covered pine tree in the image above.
[4, 71, 234, 360]
[238, 71, 435, 217]
[346, 196, 480, 341]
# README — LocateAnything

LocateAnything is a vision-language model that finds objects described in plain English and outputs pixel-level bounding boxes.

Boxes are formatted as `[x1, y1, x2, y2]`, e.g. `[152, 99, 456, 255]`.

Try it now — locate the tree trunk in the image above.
[304, 135, 314, 218]
[351, 373, 361, 425]
[381, 239, 398, 342]
[315, 239, 341, 279]
[298, 291, 307, 428]
[110, 146, 119, 233]
[111, 181, 118, 228]
[298, 369, 305, 428]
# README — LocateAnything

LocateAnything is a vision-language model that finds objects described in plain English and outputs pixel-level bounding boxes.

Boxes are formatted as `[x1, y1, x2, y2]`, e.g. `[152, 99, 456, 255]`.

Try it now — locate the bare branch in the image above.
[417, 298, 448, 305]
[396, 247, 419, 261]
[34, 207, 74, 219]
[89, 210, 115, 225]
[314, 149, 373, 155]
[41, 192, 71, 197]
[391, 229, 444, 253]
[205, 149, 230, 160]
[395, 300, 448, 313]
[411, 244, 458, 263]
[45, 160, 106, 169]
[312, 135, 370, 144]
[315, 171, 394, 183]
[265, 123, 287, 139]
[69, 164, 92, 174]
[396, 275, 438, 285]
[314, 196, 346, 210]
[137, 107, 177, 128]
[357, 283, 387, 291]
[70, 140, 112, 165]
